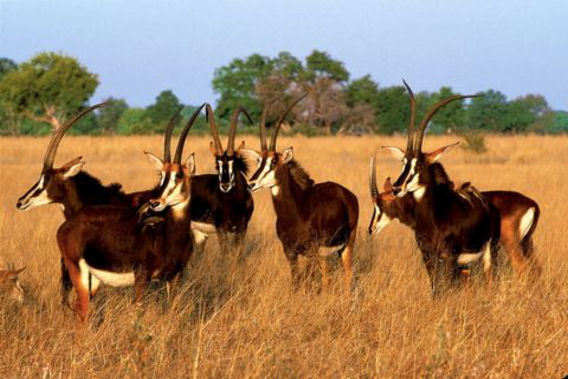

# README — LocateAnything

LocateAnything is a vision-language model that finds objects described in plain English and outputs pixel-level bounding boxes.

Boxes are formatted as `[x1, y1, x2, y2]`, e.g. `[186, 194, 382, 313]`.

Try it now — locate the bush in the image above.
[459, 131, 487, 153]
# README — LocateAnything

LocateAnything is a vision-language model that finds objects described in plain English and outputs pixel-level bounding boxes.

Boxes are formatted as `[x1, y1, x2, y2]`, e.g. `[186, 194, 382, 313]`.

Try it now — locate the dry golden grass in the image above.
[1, 134, 567, 377]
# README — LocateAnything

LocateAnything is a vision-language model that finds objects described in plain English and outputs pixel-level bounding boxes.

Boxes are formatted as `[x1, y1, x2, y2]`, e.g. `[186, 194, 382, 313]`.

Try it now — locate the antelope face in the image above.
[216, 155, 235, 193]
[16, 158, 85, 211]
[149, 154, 195, 212]
[247, 148, 293, 193]
[0, 266, 25, 304]
[390, 142, 460, 198]
[368, 179, 397, 235]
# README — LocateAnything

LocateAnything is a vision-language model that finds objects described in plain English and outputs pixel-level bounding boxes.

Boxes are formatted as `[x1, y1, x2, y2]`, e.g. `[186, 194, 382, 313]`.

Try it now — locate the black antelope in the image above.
[187, 105, 255, 256]
[55, 105, 203, 322]
[246, 96, 359, 293]
[369, 157, 541, 277]
[0, 264, 26, 304]
[16, 104, 181, 303]
[385, 81, 501, 293]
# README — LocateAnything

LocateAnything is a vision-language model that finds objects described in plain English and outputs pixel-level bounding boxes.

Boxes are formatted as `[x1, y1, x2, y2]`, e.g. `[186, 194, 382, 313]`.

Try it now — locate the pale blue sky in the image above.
[1, 0, 566, 110]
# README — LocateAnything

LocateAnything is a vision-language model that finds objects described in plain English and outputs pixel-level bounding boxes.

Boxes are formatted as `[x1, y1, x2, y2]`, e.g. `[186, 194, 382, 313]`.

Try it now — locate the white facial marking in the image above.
[252, 157, 277, 192]
[412, 186, 426, 201]
[375, 210, 392, 234]
[228, 160, 234, 179]
[171, 201, 189, 220]
[519, 207, 535, 239]
[270, 185, 280, 196]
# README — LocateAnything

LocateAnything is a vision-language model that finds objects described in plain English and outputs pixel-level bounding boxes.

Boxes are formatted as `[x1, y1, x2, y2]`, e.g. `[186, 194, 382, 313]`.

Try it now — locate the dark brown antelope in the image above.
[385, 81, 501, 293]
[55, 105, 203, 322]
[187, 105, 255, 256]
[246, 95, 359, 293]
[0, 264, 26, 304]
[16, 104, 182, 303]
[368, 156, 541, 276]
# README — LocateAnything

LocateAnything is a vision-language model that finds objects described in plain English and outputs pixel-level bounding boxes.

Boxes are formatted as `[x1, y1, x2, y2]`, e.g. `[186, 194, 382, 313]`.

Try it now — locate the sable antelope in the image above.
[16, 104, 182, 303]
[55, 105, 204, 322]
[0, 264, 26, 304]
[368, 157, 541, 276]
[385, 81, 501, 293]
[246, 95, 359, 293]
[186, 105, 255, 256]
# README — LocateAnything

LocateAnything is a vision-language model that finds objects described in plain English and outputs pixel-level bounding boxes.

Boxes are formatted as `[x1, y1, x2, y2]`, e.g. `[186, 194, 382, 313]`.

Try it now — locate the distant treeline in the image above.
[0, 52, 566, 136]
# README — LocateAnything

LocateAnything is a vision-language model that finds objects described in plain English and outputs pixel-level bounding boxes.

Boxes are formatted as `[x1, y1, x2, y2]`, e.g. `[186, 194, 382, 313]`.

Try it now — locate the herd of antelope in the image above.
[4, 81, 540, 321]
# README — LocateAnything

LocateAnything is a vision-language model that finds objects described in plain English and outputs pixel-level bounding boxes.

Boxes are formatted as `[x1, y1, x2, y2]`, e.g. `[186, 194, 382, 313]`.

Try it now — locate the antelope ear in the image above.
[186, 153, 196, 175]
[282, 147, 294, 164]
[236, 141, 246, 151]
[425, 141, 460, 163]
[61, 157, 85, 179]
[383, 177, 393, 193]
[209, 141, 218, 156]
[144, 151, 164, 170]
[6, 266, 26, 279]
[238, 148, 262, 162]
[381, 146, 405, 160]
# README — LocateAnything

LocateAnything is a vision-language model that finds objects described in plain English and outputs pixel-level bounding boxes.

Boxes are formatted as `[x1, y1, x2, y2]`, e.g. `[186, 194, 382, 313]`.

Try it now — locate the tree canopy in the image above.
[0, 52, 99, 131]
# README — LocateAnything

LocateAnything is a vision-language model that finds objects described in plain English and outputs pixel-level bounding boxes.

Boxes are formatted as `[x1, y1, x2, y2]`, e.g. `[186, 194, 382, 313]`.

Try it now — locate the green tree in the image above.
[427, 87, 467, 133]
[305, 50, 349, 83]
[346, 75, 379, 108]
[0, 58, 17, 79]
[507, 94, 551, 132]
[0, 52, 98, 132]
[466, 89, 510, 132]
[145, 90, 182, 132]
[0, 58, 19, 135]
[97, 97, 129, 134]
[212, 54, 273, 119]
[117, 108, 155, 135]
[375, 86, 411, 134]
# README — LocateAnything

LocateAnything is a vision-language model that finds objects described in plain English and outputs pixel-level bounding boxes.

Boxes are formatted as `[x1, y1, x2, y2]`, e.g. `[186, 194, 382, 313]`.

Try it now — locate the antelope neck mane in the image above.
[72, 171, 126, 204]
[286, 160, 314, 190]
[233, 155, 249, 175]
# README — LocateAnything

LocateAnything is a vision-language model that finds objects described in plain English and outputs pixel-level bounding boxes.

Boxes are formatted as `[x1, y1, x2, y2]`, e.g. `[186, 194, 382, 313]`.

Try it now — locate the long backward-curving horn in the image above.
[174, 104, 206, 164]
[259, 100, 277, 152]
[402, 79, 416, 153]
[205, 104, 224, 155]
[163, 106, 184, 163]
[227, 106, 253, 156]
[42, 102, 108, 171]
[369, 154, 379, 199]
[268, 92, 310, 152]
[414, 94, 478, 154]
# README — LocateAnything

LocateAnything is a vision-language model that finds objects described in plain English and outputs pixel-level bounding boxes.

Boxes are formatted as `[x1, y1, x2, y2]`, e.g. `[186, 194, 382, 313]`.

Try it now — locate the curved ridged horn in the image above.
[174, 104, 205, 164]
[369, 154, 379, 199]
[414, 94, 478, 154]
[163, 106, 184, 163]
[42, 102, 107, 171]
[269, 92, 309, 152]
[205, 104, 223, 155]
[402, 79, 416, 153]
[259, 102, 275, 152]
[227, 106, 253, 156]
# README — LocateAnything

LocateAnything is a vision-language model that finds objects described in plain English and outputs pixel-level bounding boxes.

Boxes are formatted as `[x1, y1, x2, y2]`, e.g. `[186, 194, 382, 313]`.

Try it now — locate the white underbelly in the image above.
[80, 259, 135, 287]
[191, 221, 217, 234]
[319, 244, 346, 257]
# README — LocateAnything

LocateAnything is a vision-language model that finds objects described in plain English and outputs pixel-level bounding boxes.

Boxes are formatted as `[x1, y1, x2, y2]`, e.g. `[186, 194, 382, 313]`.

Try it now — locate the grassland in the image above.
[1, 134, 567, 377]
